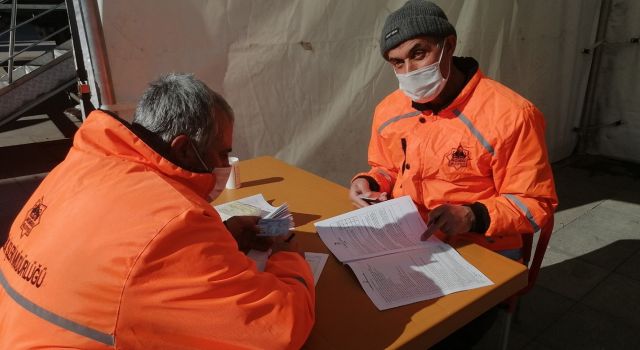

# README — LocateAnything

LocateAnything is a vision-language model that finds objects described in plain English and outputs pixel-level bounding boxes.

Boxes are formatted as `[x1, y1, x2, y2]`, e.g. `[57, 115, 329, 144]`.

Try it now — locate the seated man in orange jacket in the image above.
[350, 0, 558, 259]
[0, 74, 315, 349]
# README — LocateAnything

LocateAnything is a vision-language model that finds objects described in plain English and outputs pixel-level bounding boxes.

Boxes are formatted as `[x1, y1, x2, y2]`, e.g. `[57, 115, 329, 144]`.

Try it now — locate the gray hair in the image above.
[132, 73, 234, 154]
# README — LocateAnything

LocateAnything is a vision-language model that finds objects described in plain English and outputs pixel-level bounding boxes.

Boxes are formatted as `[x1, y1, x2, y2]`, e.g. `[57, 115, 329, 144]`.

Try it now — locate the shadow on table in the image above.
[241, 177, 284, 188]
[292, 212, 321, 227]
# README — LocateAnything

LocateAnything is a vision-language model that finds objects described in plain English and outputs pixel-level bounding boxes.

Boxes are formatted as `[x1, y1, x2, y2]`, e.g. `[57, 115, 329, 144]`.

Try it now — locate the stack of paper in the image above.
[215, 194, 293, 237]
[264, 202, 291, 220]
[315, 196, 493, 310]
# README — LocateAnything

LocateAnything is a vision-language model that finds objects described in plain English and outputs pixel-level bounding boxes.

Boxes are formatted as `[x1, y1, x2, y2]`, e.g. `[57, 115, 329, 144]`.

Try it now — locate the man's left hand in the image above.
[421, 204, 475, 241]
[224, 216, 272, 252]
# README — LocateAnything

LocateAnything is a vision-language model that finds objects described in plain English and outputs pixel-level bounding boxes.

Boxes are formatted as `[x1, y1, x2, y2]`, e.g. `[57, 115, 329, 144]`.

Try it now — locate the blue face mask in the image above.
[395, 41, 449, 103]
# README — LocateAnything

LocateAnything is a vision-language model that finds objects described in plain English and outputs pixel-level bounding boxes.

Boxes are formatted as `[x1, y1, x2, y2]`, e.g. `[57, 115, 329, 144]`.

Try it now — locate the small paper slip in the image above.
[257, 218, 291, 237]
[246, 249, 329, 286]
[314, 196, 493, 310]
[247, 249, 270, 272]
[214, 194, 294, 229]
[304, 252, 329, 285]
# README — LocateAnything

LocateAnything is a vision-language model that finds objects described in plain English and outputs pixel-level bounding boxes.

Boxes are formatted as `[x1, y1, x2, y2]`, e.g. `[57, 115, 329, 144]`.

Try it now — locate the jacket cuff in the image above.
[465, 202, 490, 234]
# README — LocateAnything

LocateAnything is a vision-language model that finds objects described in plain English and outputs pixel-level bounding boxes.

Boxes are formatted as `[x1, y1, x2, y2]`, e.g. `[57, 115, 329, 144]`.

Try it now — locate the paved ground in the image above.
[475, 155, 640, 350]
[1, 111, 639, 349]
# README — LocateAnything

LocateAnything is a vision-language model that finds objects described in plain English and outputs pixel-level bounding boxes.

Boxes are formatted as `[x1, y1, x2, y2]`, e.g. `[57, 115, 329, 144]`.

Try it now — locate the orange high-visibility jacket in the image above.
[357, 58, 558, 251]
[0, 111, 315, 349]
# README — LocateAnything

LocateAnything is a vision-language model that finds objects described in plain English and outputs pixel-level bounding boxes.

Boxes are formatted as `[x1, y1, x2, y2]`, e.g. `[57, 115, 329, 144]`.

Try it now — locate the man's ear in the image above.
[169, 134, 192, 166]
[445, 35, 457, 55]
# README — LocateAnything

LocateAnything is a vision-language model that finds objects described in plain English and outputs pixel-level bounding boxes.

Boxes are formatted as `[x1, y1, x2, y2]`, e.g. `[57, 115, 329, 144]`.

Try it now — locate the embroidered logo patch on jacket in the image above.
[446, 144, 471, 169]
[20, 197, 47, 238]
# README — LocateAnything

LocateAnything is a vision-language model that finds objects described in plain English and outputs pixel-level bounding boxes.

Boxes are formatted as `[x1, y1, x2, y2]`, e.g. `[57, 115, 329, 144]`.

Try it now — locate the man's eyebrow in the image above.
[387, 53, 403, 62]
[388, 42, 426, 61]
[407, 42, 427, 55]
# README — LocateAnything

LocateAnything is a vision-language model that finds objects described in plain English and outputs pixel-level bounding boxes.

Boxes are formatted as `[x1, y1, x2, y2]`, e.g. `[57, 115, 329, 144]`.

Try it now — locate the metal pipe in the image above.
[77, 0, 115, 106]
[575, 0, 612, 155]
[65, 0, 93, 117]
[7, 0, 17, 83]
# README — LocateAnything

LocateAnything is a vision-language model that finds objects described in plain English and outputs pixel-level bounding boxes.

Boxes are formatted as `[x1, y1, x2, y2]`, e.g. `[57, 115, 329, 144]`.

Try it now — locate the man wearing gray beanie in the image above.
[349, 0, 557, 348]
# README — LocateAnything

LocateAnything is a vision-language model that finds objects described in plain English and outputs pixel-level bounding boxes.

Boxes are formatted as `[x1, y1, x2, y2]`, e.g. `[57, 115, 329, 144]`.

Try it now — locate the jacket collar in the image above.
[72, 110, 215, 198]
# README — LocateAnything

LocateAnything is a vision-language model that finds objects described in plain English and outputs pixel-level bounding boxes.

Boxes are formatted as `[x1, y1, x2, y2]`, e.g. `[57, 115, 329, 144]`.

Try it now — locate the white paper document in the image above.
[304, 252, 329, 285]
[246, 249, 270, 272]
[315, 195, 429, 262]
[246, 249, 328, 286]
[348, 244, 493, 310]
[315, 196, 493, 310]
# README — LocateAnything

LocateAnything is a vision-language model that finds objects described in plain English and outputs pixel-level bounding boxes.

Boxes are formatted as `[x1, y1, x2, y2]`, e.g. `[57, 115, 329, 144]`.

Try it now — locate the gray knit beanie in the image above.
[380, 0, 456, 58]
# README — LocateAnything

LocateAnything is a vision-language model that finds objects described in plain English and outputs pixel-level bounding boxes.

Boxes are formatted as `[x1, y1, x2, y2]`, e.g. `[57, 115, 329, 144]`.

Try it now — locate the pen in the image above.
[284, 233, 296, 243]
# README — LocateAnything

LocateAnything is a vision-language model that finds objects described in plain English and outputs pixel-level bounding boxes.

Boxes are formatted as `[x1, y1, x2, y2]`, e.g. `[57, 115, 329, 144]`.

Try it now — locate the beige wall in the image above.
[99, 0, 602, 185]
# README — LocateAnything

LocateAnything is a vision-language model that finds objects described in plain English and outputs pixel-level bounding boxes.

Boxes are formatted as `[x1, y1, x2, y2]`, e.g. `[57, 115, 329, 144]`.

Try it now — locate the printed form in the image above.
[315, 196, 493, 310]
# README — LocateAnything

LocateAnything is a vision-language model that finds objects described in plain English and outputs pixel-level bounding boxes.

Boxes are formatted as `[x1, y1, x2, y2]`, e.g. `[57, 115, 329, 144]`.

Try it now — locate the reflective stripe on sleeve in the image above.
[504, 194, 541, 233]
[376, 169, 392, 182]
[377, 111, 421, 134]
[453, 109, 495, 156]
[0, 270, 115, 346]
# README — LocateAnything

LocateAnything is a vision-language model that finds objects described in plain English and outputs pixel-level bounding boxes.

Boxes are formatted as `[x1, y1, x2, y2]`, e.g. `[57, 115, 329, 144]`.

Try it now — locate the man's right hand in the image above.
[349, 178, 387, 208]
[224, 216, 272, 252]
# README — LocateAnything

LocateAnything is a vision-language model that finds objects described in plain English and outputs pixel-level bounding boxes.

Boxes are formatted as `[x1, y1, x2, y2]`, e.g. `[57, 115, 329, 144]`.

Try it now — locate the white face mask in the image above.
[395, 41, 449, 103]
[209, 166, 231, 201]
[190, 140, 230, 201]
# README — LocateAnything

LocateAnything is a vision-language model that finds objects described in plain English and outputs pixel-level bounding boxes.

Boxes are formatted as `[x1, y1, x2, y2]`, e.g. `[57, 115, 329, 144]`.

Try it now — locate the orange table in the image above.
[213, 157, 527, 349]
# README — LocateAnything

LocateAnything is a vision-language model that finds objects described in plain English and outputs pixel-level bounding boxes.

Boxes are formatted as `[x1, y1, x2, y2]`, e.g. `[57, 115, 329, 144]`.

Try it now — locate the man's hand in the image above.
[224, 216, 272, 252]
[349, 178, 388, 208]
[421, 204, 475, 241]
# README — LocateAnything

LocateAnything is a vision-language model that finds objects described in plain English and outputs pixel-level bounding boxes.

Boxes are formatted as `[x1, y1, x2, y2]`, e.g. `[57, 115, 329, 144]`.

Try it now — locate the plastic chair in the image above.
[500, 215, 555, 350]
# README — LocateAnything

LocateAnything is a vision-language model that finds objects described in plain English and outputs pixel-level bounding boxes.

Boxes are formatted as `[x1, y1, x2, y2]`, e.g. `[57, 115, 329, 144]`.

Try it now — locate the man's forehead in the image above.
[402, 36, 440, 48]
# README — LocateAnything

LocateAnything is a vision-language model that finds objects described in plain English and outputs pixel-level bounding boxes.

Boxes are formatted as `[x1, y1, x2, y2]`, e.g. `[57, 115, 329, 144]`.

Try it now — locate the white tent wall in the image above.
[453, 0, 601, 165]
[589, 0, 640, 163]
[97, 0, 601, 186]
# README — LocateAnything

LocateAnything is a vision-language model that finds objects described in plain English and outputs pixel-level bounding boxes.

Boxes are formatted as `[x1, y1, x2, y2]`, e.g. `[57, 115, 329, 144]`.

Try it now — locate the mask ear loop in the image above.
[189, 140, 211, 173]
[395, 40, 449, 78]
[437, 40, 451, 80]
